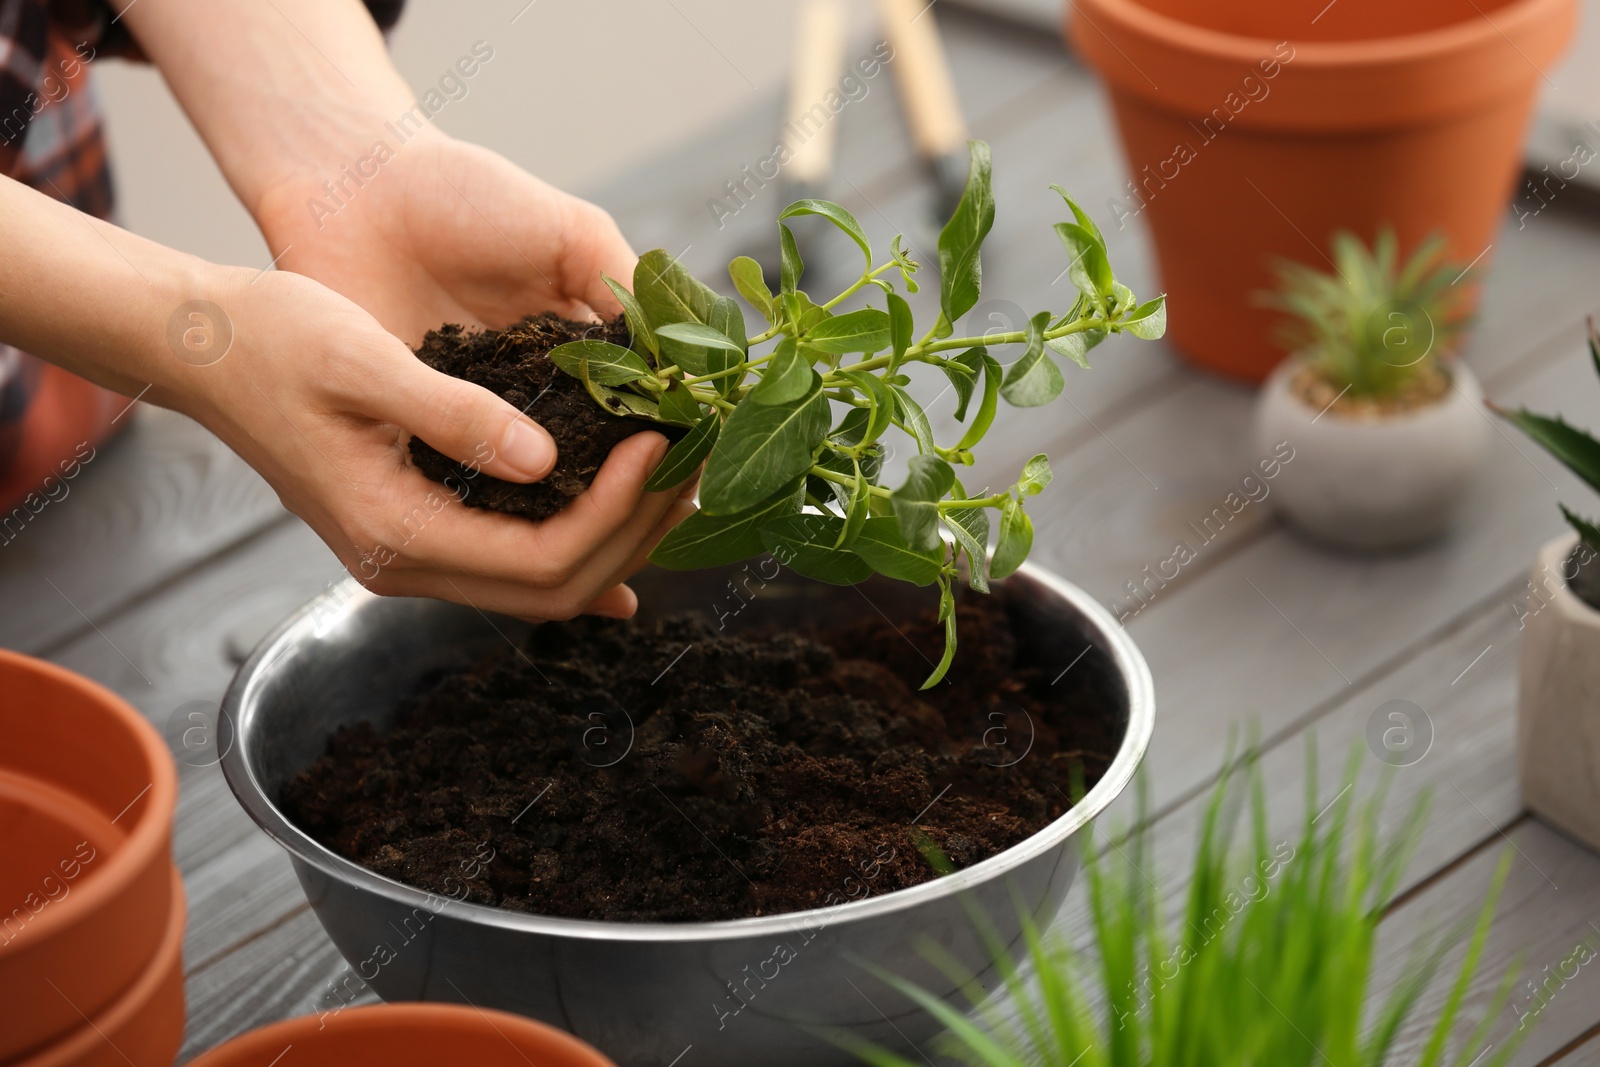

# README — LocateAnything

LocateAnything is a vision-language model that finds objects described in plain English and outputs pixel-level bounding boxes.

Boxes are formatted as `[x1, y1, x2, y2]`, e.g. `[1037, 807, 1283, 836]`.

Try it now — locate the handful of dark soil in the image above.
[280, 593, 1121, 923]
[408, 313, 666, 521]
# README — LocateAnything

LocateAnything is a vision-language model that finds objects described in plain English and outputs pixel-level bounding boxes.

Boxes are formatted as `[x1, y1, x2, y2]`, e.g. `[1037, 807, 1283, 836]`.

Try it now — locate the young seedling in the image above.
[1262, 230, 1471, 402]
[549, 140, 1165, 686]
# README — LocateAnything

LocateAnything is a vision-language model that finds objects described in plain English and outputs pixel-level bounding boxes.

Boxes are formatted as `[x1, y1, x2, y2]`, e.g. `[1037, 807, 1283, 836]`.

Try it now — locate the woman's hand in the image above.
[183, 266, 694, 620]
[255, 129, 637, 346]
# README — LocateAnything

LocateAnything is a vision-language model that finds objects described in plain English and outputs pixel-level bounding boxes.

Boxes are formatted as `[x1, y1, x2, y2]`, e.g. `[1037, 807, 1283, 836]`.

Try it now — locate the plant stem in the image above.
[821, 263, 897, 311]
[825, 316, 1112, 380]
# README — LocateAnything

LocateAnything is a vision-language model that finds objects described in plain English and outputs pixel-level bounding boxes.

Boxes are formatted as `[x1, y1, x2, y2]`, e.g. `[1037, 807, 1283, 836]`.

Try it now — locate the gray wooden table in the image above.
[11, 10, 1600, 1064]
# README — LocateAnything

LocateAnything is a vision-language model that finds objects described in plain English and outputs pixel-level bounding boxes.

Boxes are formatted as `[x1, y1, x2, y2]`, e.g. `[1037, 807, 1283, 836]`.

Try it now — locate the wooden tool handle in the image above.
[876, 0, 969, 159]
[785, 0, 848, 185]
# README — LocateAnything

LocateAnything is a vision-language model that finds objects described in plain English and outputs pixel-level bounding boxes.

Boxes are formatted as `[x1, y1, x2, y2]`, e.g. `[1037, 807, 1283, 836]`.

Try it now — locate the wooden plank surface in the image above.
[11, 9, 1600, 1064]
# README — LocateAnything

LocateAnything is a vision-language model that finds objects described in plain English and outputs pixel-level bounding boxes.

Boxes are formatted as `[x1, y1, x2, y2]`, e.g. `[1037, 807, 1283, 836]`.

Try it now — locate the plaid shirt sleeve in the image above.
[0, 0, 405, 481]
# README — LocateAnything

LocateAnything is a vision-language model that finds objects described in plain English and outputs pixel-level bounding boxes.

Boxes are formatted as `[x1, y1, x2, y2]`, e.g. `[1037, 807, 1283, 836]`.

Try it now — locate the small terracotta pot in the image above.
[15, 868, 186, 1067]
[0, 651, 178, 1059]
[1068, 0, 1577, 382]
[185, 1003, 618, 1067]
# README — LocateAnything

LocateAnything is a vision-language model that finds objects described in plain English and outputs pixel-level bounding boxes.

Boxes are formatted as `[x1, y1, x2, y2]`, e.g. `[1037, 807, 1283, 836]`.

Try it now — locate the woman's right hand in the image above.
[174, 266, 694, 621]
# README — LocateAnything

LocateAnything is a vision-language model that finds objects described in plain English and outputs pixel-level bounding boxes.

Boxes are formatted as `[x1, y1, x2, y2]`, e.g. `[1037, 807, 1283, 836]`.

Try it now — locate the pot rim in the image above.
[0, 650, 177, 951]
[1071, 0, 1564, 71]
[1266, 355, 1483, 428]
[220, 563, 1154, 944]
[184, 1003, 616, 1067]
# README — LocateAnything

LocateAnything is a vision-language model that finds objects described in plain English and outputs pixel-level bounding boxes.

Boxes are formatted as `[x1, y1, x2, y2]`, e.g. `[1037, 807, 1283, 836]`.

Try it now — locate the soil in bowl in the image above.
[280, 589, 1124, 922]
[1290, 362, 1452, 421]
[408, 313, 672, 520]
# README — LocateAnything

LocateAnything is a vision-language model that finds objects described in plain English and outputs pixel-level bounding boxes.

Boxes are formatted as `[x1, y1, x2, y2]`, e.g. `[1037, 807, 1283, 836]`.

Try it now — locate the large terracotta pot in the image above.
[0, 651, 179, 1060]
[1068, 0, 1577, 382]
[185, 1003, 617, 1067]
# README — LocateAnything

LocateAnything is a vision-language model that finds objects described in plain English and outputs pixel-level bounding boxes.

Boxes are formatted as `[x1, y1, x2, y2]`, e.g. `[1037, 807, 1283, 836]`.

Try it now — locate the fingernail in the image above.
[501, 418, 555, 480]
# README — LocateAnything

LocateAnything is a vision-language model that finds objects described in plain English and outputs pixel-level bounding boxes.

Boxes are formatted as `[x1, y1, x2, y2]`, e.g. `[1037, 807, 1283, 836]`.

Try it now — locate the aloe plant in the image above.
[550, 141, 1164, 686]
[1495, 320, 1600, 553]
[1262, 230, 1472, 399]
[839, 745, 1527, 1067]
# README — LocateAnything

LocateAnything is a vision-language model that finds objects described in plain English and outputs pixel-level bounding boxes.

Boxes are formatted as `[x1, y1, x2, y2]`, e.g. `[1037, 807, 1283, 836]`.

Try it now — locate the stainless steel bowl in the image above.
[221, 563, 1153, 1066]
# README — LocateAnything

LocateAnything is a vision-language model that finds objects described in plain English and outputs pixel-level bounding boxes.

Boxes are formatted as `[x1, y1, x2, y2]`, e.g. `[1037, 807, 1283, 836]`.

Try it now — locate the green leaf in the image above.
[1563, 503, 1600, 555]
[838, 370, 894, 446]
[583, 377, 662, 421]
[887, 292, 913, 372]
[549, 339, 654, 386]
[779, 199, 871, 270]
[891, 233, 921, 294]
[729, 256, 775, 322]
[942, 505, 991, 593]
[780, 223, 803, 297]
[700, 377, 830, 514]
[807, 308, 891, 354]
[891, 384, 937, 456]
[992, 498, 1034, 579]
[761, 514, 873, 585]
[708, 297, 748, 396]
[840, 472, 871, 547]
[656, 378, 703, 426]
[891, 454, 955, 551]
[656, 321, 744, 354]
[1001, 312, 1064, 407]
[650, 478, 803, 569]
[1055, 222, 1113, 309]
[1047, 331, 1092, 370]
[924, 579, 958, 689]
[956, 352, 1001, 451]
[602, 274, 658, 359]
[806, 448, 855, 509]
[1019, 453, 1053, 495]
[830, 407, 870, 447]
[634, 248, 718, 329]
[1050, 184, 1104, 249]
[850, 517, 944, 585]
[938, 140, 996, 324]
[944, 347, 984, 422]
[1498, 407, 1600, 496]
[1123, 295, 1167, 340]
[644, 412, 719, 492]
[749, 338, 815, 406]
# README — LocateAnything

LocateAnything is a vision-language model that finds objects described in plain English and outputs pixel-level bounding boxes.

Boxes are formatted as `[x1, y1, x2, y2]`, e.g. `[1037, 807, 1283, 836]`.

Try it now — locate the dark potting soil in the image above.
[408, 313, 667, 521]
[280, 591, 1124, 923]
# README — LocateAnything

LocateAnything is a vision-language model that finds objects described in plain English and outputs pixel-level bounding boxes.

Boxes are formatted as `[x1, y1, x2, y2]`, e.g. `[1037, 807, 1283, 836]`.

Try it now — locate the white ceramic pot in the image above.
[1252, 358, 1490, 552]
[1519, 532, 1600, 853]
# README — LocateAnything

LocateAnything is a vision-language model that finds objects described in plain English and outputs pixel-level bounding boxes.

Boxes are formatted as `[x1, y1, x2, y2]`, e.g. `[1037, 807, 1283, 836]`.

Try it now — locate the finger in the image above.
[583, 583, 638, 619]
[384, 431, 672, 586]
[361, 345, 558, 484]
[562, 488, 695, 607]
[560, 200, 637, 317]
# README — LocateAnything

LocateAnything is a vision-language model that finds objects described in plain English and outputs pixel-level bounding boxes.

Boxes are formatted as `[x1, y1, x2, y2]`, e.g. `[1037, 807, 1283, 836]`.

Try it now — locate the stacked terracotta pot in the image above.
[0, 651, 182, 1067]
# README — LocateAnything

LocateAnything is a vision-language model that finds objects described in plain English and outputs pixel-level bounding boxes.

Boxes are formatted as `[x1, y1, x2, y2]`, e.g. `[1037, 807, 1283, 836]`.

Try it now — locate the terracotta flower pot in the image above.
[1068, 0, 1577, 382]
[185, 1003, 618, 1067]
[0, 651, 178, 1060]
[14, 869, 186, 1067]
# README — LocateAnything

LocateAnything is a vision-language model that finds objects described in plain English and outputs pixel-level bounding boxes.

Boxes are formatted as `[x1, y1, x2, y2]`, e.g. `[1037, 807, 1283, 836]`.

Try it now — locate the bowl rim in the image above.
[220, 562, 1154, 943]
[0, 650, 177, 953]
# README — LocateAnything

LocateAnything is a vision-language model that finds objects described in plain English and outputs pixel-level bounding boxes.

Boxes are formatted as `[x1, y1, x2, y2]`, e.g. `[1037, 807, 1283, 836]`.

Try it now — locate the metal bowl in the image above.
[220, 563, 1153, 1066]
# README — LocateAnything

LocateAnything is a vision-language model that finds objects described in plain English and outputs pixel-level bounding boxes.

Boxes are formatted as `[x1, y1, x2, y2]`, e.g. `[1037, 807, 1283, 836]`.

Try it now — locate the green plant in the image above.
[1494, 320, 1600, 553]
[546, 141, 1164, 687]
[1262, 230, 1472, 399]
[840, 745, 1528, 1067]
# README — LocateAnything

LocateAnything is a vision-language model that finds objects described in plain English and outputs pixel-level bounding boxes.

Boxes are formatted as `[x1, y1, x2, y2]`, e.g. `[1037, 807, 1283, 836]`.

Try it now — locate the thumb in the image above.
[375, 350, 557, 483]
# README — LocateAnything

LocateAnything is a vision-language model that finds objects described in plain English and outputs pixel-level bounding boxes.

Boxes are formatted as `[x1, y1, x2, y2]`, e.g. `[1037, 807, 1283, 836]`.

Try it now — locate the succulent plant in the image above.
[1495, 319, 1600, 553]
[1262, 230, 1473, 399]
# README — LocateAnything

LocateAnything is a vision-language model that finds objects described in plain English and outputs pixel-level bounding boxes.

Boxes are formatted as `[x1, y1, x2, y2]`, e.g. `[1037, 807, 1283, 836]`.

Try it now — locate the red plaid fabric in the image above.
[0, 0, 404, 508]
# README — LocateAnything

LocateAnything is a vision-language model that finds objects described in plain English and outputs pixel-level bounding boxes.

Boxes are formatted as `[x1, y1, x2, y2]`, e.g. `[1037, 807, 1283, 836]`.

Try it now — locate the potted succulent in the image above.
[840, 747, 1529, 1067]
[0, 650, 181, 1064]
[1494, 321, 1600, 854]
[1253, 231, 1488, 552]
[1068, 0, 1577, 381]
[221, 142, 1163, 1066]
